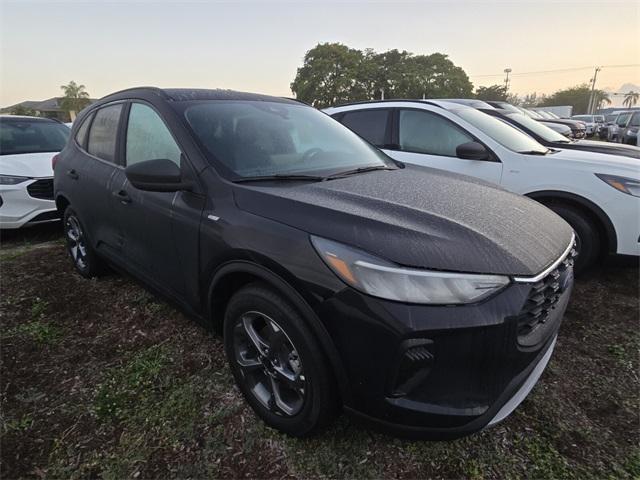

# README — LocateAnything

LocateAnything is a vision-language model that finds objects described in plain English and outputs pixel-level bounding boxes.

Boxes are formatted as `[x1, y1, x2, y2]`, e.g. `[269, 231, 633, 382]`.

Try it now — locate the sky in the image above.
[1, 0, 639, 107]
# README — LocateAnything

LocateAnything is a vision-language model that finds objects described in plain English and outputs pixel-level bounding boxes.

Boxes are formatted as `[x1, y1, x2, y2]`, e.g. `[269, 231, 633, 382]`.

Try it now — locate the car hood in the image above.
[0, 152, 56, 177]
[551, 148, 640, 175]
[567, 139, 640, 159]
[233, 165, 573, 276]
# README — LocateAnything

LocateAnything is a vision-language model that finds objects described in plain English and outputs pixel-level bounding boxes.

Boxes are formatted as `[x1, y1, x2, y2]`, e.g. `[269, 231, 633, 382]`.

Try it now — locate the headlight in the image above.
[596, 173, 640, 197]
[311, 236, 510, 304]
[0, 175, 30, 185]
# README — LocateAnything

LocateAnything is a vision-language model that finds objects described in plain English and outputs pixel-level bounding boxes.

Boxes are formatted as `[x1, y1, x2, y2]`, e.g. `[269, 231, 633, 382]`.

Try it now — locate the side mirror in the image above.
[456, 141, 490, 161]
[125, 159, 190, 192]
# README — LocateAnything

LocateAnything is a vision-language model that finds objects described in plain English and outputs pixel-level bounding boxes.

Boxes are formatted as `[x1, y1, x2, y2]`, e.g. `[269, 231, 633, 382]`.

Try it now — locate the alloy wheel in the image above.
[232, 311, 306, 416]
[65, 215, 88, 270]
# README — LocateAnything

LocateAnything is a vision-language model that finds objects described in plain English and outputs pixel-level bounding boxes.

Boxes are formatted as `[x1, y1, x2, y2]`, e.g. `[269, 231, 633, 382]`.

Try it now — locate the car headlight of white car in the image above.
[596, 173, 640, 197]
[0, 175, 30, 185]
[311, 236, 510, 304]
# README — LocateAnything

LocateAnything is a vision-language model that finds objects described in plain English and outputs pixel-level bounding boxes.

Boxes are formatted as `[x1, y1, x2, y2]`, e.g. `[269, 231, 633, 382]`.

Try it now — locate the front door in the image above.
[110, 102, 203, 299]
[388, 108, 503, 185]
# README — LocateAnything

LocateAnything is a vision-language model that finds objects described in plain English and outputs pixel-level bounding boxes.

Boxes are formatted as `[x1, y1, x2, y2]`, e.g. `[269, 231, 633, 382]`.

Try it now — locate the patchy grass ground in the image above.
[1, 226, 638, 479]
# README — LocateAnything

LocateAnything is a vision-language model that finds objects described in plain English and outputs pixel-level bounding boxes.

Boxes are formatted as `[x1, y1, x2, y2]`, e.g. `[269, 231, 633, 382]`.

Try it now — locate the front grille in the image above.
[515, 246, 576, 345]
[27, 178, 54, 200]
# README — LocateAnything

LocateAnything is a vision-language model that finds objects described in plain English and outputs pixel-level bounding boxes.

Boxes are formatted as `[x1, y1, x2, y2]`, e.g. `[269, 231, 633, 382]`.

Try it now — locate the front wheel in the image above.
[63, 206, 106, 278]
[548, 204, 600, 275]
[223, 282, 337, 436]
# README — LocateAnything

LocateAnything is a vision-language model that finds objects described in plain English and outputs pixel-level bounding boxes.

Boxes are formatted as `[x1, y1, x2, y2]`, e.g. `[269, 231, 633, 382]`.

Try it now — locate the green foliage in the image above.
[475, 84, 508, 101]
[10, 105, 37, 116]
[539, 83, 610, 114]
[623, 91, 639, 108]
[291, 43, 473, 108]
[4, 319, 61, 345]
[59, 80, 91, 114]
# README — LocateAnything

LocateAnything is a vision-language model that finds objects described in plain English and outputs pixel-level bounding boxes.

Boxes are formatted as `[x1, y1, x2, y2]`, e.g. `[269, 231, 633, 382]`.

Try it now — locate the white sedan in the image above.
[0, 115, 70, 228]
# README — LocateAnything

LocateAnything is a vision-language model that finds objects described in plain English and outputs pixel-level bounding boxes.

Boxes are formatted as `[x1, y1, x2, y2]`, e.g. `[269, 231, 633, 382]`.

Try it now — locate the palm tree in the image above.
[623, 91, 639, 108]
[59, 81, 91, 120]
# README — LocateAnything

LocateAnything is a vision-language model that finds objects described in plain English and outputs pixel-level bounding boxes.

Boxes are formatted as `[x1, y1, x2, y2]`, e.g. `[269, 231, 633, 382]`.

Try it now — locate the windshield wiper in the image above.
[323, 165, 396, 180]
[518, 150, 549, 155]
[233, 174, 325, 183]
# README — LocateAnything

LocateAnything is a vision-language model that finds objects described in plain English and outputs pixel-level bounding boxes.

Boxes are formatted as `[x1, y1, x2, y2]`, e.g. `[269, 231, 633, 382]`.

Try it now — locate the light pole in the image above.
[587, 66, 601, 114]
[504, 68, 512, 93]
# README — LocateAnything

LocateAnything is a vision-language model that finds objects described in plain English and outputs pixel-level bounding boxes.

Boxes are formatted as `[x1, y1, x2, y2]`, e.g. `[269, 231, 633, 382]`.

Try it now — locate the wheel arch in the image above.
[526, 190, 617, 253]
[206, 259, 351, 404]
[55, 194, 70, 215]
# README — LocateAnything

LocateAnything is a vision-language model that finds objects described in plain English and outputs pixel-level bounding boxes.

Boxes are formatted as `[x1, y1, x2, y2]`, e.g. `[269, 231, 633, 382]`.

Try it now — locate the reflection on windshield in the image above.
[184, 101, 391, 179]
[454, 108, 549, 154]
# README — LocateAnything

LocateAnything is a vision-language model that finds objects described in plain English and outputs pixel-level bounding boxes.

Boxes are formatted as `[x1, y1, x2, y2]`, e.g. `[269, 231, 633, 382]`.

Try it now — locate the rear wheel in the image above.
[63, 206, 106, 278]
[223, 282, 337, 436]
[548, 204, 600, 275]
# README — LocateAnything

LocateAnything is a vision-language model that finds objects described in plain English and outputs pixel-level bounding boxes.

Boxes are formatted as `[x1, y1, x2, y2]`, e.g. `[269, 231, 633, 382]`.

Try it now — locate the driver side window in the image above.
[126, 103, 181, 167]
[399, 109, 473, 157]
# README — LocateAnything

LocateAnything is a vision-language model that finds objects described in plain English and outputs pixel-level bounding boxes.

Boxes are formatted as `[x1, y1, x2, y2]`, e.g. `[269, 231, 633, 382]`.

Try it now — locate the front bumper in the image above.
[319, 255, 573, 439]
[0, 178, 58, 229]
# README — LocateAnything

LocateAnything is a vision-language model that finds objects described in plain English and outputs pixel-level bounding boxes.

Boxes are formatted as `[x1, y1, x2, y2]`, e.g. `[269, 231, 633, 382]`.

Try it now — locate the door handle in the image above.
[67, 169, 79, 180]
[113, 190, 132, 205]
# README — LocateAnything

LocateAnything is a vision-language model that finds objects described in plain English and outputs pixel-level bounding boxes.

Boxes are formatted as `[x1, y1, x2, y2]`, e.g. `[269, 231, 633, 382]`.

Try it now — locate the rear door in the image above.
[109, 101, 204, 300]
[390, 108, 503, 184]
[71, 103, 126, 253]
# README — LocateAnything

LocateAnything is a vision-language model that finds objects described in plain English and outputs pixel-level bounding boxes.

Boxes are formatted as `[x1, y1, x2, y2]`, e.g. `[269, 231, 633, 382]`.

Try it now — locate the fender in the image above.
[207, 260, 351, 404]
[526, 190, 617, 253]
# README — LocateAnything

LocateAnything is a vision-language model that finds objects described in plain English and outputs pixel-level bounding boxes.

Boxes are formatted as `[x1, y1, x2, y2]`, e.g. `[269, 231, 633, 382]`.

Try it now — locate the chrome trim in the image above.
[513, 233, 575, 283]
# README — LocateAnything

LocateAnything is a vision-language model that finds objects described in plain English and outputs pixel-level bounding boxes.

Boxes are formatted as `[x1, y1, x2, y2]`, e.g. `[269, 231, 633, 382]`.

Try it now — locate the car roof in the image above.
[0, 114, 62, 123]
[327, 99, 477, 111]
[97, 86, 300, 105]
[436, 98, 495, 109]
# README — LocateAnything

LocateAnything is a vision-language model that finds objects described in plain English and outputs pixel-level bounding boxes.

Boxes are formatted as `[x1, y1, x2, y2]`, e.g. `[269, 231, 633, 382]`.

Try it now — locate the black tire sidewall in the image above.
[223, 283, 336, 436]
[549, 204, 600, 274]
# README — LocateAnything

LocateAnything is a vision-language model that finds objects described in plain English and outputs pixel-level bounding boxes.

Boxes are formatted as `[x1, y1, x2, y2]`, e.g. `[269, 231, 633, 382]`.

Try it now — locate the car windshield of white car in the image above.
[0, 119, 70, 156]
[454, 109, 549, 155]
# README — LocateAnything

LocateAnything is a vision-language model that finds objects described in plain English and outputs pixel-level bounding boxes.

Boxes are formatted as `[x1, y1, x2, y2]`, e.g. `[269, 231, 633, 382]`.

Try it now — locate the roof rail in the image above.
[98, 86, 168, 101]
[329, 98, 444, 109]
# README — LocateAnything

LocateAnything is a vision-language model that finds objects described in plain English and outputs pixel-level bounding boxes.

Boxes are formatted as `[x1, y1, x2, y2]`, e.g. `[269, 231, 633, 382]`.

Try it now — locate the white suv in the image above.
[0, 115, 70, 228]
[325, 101, 640, 272]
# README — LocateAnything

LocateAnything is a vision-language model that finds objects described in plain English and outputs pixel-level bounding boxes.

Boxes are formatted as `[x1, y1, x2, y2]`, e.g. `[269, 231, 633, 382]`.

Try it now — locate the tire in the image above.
[63, 206, 106, 278]
[548, 204, 600, 275]
[223, 282, 337, 436]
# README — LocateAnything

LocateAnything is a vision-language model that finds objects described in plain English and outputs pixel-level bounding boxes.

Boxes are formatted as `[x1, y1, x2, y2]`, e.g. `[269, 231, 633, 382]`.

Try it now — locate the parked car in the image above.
[54, 87, 576, 439]
[617, 111, 640, 145]
[486, 102, 587, 139]
[479, 108, 640, 159]
[571, 115, 604, 136]
[442, 100, 638, 157]
[326, 100, 639, 273]
[599, 113, 619, 140]
[0, 115, 70, 228]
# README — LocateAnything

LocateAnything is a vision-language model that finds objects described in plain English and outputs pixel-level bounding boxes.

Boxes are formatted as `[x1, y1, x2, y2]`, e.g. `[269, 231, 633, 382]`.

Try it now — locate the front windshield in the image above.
[537, 111, 552, 119]
[183, 101, 391, 179]
[453, 108, 548, 154]
[0, 119, 70, 156]
[505, 112, 570, 143]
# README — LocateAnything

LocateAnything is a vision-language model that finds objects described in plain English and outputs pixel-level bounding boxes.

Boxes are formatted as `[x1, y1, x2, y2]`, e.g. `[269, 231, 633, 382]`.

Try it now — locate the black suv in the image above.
[54, 88, 575, 439]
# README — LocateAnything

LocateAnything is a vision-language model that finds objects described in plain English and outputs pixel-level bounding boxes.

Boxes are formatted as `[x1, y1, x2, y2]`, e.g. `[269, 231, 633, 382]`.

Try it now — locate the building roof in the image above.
[0, 97, 97, 113]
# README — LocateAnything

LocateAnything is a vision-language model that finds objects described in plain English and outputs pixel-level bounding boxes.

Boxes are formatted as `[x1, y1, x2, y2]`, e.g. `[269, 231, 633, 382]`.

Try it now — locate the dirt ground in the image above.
[1, 224, 638, 479]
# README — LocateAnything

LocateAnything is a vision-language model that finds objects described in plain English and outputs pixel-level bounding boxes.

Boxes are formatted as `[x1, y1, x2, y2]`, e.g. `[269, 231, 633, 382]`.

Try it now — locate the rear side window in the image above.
[339, 109, 389, 146]
[125, 103, 181, 166]
[629, 113, 640, 127]
[74, 112, 93, 148]
[0, 119, 70, 156]
[88, 104, 122, 163]
[399, 109, 473, 157]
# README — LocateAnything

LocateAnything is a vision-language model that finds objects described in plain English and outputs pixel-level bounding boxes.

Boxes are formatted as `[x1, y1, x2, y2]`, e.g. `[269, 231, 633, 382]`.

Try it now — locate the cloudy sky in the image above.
[1, 0, 638, 106]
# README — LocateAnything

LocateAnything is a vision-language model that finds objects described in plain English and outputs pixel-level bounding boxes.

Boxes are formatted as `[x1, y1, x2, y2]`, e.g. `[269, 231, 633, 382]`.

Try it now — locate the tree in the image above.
[290, 43, 369, 108]
[539, 84, 610, 115]
[60, 81, 91, 120]
[291, 43, 473, 107]
[623, 91, 639, 108]
[474, 84, 508, 101]
[10, 105, 37, 116]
